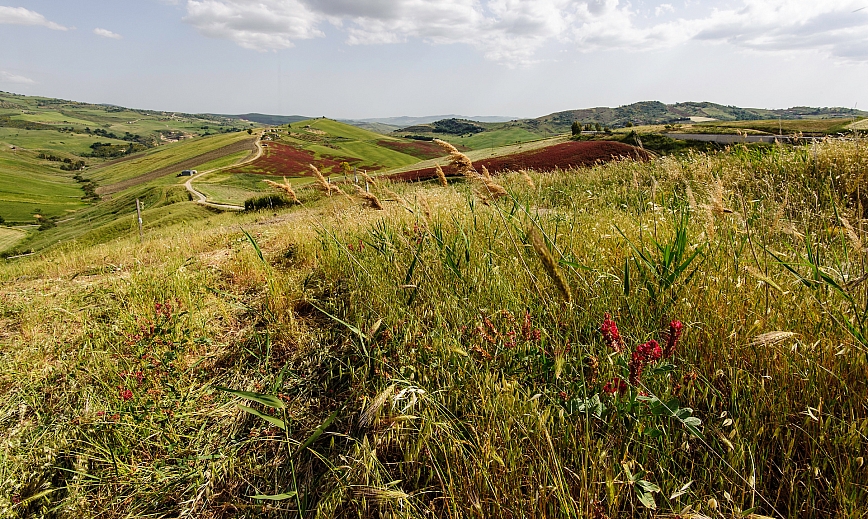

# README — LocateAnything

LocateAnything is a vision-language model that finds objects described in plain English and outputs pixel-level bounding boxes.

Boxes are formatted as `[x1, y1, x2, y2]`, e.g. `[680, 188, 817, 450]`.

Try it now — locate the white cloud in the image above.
[655, 4, 674, 17]
[0, 6, 67, 30]
[180, 0, 868, 63]
[0, 71, 35, 84]
[93, 28, 122, 39]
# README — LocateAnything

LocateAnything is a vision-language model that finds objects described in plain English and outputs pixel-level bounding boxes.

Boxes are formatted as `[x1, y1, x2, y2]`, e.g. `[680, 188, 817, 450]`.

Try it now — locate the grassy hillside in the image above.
[0, 148, 88, 223]
[0, 92, 260, 235]
[3, 139, 867, 517]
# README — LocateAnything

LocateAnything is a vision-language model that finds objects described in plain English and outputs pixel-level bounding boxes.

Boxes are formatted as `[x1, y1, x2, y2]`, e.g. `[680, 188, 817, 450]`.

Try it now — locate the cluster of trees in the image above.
[37, 153, 86, 170]
[0, 116, 53, 130]
[432, 119, 485, 135]
[72, 174, 100, 201]
[403, 134, 434, 141]
[571, 121, 609, 135]
[83, 127, 156, 147]
[85, 142, 147, 158]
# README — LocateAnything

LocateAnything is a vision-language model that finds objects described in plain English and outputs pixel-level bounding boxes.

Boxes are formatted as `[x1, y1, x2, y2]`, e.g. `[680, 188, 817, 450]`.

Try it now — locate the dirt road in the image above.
[184, 132, 265, 211]
[97, 137, 258, 196]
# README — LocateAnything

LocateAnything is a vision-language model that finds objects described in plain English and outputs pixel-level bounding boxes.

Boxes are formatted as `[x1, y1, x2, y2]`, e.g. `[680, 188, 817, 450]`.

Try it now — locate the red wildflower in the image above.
[603, 377, 628, 395]
[558, 391, 569, 401]
[119, 387, 133, 401]
[665, 320, 683, 358]
[522, 310, 533, 341]
[600, 313, 625, 352]
[628, 340, 662, 385]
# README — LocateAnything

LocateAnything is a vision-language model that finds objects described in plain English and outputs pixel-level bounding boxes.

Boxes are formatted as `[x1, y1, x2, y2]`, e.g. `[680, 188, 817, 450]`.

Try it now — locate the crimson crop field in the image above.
[375, 139, 446, 160]
[229, 142, 366, 177]
[389, 140, 650, 181]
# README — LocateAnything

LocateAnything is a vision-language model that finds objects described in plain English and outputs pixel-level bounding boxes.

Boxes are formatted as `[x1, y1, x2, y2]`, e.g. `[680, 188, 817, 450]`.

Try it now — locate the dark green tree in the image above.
[571, 121, 580, 136]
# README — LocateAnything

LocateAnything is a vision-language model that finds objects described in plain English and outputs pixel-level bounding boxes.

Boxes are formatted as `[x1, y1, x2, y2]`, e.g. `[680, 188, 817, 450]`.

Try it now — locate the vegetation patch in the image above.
[390, 140, 649, 181]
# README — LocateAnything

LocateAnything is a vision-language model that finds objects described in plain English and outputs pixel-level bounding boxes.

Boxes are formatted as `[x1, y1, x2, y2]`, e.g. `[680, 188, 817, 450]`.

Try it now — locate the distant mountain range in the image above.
[215, 102, 866, 134]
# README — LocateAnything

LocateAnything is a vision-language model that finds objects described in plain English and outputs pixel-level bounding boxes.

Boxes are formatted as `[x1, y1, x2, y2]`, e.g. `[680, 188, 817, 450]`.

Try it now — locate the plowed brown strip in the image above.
[97, 138, 257, 196]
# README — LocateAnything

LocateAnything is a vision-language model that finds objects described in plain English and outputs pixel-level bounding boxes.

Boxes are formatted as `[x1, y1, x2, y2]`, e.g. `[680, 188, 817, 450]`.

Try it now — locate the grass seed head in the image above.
[527, 227, 571, 302]
[435, 164, 448, 187]
[354, 184, 384, 210]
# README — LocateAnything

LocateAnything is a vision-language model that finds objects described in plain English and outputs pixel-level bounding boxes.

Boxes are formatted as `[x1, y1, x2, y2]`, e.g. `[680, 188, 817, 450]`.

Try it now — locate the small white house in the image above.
[179, 169, 197, 177]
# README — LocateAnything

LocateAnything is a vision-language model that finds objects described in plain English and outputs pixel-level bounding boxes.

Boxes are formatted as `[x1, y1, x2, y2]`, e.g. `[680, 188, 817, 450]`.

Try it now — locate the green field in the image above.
[89, 132, 254, 186]
[0, 150, 87, 223]
[696, 118, 860, 135]
[0, 226, 26, 251]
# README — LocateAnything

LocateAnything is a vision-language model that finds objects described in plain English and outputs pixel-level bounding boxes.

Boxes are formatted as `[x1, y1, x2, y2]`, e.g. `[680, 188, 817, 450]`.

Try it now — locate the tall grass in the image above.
[1, 139, 866, 518]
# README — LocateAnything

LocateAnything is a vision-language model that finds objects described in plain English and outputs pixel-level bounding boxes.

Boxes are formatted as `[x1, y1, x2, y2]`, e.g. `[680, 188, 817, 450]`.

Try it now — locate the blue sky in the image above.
[1, 0, 867, 118]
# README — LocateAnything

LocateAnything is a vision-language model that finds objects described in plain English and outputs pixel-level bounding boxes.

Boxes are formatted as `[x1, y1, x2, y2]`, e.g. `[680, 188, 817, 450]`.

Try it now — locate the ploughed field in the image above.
[389, 140, 650, 181]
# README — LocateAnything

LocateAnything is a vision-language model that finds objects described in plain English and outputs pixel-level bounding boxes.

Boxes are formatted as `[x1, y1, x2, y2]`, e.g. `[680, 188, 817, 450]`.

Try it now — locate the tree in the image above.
[571, 121, 581, 136]
[247, 129, 253, 134]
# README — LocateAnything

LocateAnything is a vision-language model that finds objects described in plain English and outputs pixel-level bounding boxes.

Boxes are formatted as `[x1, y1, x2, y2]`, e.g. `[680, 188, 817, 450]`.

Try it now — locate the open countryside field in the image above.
[94, 133, 256, 195]
[391, 140, 649, 181]
[695, 118, 861, 135]
[0, 226, 25, 251]
[227, 119, 439, 177]
[2, 138, 867, 517]
[0, 150, 87, 223]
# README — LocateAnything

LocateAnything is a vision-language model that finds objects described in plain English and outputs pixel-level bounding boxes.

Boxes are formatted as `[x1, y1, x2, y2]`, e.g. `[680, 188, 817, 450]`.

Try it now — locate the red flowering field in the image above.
[375, 140, 448, 160]
[229, 142, 368, 177]
[389, 140, 650, 181]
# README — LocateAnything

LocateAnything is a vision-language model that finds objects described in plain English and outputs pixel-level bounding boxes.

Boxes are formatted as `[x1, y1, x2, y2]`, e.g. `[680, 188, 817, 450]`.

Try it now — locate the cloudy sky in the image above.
[1, 0, 867, 118]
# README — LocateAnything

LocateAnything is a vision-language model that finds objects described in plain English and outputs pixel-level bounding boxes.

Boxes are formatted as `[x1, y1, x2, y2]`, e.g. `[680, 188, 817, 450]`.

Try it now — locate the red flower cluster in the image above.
[664, 320, 683, 358]
[118, 386, 133, 401]
[600, 313, 625, 352]
[603, 377, 628, 395]
[629, 340, 662, 385]
[347, 239, 365, 252]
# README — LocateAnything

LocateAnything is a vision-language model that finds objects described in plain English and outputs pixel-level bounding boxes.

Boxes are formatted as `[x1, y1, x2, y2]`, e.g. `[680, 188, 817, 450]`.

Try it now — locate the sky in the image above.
[1, 0, 867, 119]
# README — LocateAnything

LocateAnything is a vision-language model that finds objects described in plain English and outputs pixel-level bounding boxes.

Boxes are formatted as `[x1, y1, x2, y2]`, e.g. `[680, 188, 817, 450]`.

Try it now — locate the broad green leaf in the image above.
[250, 492, 297, 501]
[238, 404, 286, 430]
[215, 386, 286, 409]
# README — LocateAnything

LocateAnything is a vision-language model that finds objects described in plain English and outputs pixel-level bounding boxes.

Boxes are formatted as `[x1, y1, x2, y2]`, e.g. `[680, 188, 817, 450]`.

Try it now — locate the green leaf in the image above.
[250, 492, 297, 501]
[637, 490, 657, 509]
[216, 386, 286, 409]
[241, 228, 265, 264]
[296, 407, 340, 455]
[238, 404, 286, 430]
[637, 480, 661, 493]
[307, 302, 368, 342]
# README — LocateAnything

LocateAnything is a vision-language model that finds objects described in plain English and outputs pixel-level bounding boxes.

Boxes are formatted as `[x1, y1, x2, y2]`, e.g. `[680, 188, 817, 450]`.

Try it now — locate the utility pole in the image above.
[135, 199, 143, 241]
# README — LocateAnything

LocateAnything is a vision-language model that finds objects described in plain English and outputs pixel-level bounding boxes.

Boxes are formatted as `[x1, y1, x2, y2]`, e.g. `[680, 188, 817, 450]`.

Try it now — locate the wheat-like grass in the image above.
[519, 169, 535, 188]
[383, 188, 413, 213]
[262, 177, 299, 203]
[309, 164, 335, 195]
[435, 164, 448, 187]
[481, 165, 491, 180]
[527, 227, 571, 302]
[361, 171, 377, 186]
[434, 139, 476, 178]
[354, 184, 384, 210]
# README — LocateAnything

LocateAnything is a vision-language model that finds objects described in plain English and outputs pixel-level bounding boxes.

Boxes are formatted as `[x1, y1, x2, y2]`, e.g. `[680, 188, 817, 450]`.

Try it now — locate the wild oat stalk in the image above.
[361, 171, 377, 186]
[309, 164, 336, 195]
[354, 184, 384, 210]
[435, 164, 448, 187]
[263, 177, 299, 203]
[520, 169, 535, 188]
[527, 227, 571, 302]
[433, 139, 476, 178]
[384, 188, 414, 213]
[481, 165, 491, 180]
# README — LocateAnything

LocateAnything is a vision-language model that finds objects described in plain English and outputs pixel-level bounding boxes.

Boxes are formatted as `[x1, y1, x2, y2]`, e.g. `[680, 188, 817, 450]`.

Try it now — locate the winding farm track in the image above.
[184, 132, 264, 211]
[97, 137, 258, 197]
